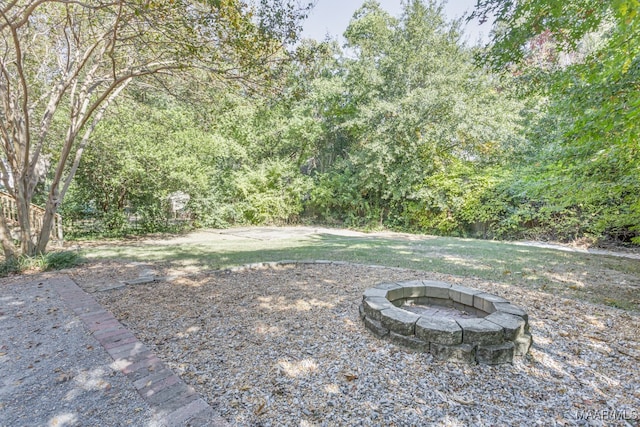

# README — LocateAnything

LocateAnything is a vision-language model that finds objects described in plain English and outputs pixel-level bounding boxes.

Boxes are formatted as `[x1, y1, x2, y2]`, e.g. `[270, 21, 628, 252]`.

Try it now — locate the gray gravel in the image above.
[0, 278, 161, 426]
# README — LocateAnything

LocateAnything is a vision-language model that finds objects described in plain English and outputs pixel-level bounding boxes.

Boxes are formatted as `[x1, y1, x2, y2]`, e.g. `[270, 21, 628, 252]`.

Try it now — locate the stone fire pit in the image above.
[359, 280, 532, 364]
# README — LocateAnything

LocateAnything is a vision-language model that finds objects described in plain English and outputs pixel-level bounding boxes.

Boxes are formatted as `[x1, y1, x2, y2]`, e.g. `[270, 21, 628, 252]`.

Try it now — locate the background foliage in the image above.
[52, 0, 639, 246]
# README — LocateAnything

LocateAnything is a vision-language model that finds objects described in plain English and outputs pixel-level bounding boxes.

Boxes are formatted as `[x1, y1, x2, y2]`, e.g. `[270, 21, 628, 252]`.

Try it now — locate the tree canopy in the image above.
[0, 0, 306, 257]
[472, 0, 640, 242]
[3, 0, 639, 256]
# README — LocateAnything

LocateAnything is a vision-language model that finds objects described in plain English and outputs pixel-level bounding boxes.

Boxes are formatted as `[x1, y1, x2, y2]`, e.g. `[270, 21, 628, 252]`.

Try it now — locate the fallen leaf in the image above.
[451, 394, 475, 405]
[254, 401, 266, 415]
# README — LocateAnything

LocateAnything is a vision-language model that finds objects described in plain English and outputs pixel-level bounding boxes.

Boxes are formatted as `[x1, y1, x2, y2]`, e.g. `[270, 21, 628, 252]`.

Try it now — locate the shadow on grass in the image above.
[84, 233, 640, 312]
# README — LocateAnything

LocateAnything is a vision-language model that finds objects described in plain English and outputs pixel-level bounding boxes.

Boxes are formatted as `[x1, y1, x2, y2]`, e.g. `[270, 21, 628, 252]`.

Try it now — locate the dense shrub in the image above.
[231, 160, 312, 225]
[0, 251, 84, 277]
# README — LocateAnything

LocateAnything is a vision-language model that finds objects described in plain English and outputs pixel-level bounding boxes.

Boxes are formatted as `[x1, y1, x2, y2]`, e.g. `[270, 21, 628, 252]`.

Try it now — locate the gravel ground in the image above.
[89, 263, 640, 427]
[0, 278, 160, 427]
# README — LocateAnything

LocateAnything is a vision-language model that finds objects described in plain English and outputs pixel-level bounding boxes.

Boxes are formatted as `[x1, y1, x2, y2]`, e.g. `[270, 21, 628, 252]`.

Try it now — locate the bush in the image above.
[0, 251, 84, 277]
[231, 160, 312, 225]
[41, 251, 85, 271]
[0, 258, 20, 276]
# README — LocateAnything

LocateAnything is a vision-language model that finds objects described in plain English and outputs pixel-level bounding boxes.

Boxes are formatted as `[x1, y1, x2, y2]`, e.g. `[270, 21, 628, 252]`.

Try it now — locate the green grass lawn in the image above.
[81, 229, 640, 311]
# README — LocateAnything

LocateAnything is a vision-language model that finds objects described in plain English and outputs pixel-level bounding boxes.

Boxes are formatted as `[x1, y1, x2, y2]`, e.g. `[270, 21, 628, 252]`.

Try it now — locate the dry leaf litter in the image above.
[71, 262, 640, 427]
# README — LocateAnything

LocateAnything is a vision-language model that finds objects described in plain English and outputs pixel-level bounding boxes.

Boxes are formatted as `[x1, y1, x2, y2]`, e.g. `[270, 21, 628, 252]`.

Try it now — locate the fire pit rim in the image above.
[359, 280, 532, 365]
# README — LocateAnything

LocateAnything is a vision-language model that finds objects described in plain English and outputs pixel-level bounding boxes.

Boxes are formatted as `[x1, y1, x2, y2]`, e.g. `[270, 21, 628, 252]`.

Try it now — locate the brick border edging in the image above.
[49, 275, 229, 427]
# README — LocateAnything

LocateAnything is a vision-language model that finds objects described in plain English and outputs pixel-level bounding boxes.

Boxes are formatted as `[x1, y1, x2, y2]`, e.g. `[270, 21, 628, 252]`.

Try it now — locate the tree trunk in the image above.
[0, 214, 18, 261]
[14, 182, 36, 256]
[35, 185, 60, 254]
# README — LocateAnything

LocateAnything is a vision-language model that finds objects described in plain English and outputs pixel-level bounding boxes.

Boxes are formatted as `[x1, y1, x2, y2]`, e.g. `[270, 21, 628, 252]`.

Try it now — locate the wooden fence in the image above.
[0, 191, 63, 244]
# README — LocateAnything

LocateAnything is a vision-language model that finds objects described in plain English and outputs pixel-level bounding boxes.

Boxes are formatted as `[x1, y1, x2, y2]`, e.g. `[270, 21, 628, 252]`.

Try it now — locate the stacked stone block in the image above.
[359, 280, 532, 365]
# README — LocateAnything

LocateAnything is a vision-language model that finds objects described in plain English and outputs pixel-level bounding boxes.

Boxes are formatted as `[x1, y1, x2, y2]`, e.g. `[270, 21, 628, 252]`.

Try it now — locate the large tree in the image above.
[472, 0, 640, 242]
[0, 0, 305, 258]
[309, 0, 524, 229]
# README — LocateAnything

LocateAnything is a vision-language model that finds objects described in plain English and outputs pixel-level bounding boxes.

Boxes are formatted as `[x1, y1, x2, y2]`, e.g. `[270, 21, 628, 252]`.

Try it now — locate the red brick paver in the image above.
[49, 276, 228, 426]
